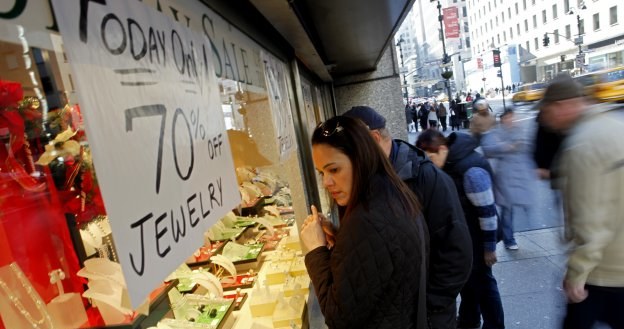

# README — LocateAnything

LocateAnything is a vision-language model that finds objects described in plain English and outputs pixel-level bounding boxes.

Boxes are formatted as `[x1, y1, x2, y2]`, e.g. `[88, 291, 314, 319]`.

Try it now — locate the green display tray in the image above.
[195, 299, 234, 327]
[233, 218, 256, 228]
[165, 296, 234, 329]
[220, 241, 265, 265]
[211, 227, 245, 242]
[176, 277, 197, 293]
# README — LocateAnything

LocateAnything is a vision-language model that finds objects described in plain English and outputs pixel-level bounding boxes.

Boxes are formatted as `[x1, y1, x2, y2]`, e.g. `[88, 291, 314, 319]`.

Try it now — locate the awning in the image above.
[251, 0, 416, 79]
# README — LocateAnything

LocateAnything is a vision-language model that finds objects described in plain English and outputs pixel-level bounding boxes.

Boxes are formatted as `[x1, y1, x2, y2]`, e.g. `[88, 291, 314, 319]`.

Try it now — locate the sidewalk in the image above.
[494, 227, 614, 329]
[493, 227, 570, 329]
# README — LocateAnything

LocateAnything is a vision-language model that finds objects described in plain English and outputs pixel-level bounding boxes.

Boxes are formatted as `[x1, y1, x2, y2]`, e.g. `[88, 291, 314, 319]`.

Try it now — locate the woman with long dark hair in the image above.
[300, 116, 428, 329]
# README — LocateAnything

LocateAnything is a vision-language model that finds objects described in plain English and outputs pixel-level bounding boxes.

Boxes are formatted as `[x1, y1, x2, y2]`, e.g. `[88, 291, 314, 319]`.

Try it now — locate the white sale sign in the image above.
[51, 0, 240, 307]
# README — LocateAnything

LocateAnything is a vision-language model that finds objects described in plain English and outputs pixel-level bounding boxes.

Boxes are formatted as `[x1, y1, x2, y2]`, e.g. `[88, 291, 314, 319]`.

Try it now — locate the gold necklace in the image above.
[82, 224, 101, 247]
[93, 216, 110, 236]
[102, 235, 118, 263]
[0, 263, 54, 329]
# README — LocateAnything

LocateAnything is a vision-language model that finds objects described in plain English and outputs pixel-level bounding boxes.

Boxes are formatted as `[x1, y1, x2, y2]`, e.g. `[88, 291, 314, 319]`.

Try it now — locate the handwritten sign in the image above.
[51, 0, 240, 307]
[262, 51, 296, 161]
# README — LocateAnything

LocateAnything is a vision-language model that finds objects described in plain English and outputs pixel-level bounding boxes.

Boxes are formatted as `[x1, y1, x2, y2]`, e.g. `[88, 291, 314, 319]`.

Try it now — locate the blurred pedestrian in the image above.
[449, 100, 460, 131]
[344, 106, 472, 329]
[533, 111, 567, 226]
[480, 109, 536, 250]
[413, 103, 423, 132]
[533, 111, 565, 180]
[419, 102, 429, 131]
[539, 73, 624, 329]
[438, 102, 448, 131]
[417, 131, 505, 329]
[470, 99, 495, 140]
[301, 115, 429, 328]
[405, 102, 416, 132]
[428, 104, 439, 129]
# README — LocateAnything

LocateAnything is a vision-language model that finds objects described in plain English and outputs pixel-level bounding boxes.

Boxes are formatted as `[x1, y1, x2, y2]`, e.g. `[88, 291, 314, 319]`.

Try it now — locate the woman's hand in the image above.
[300, 205, 327, 251]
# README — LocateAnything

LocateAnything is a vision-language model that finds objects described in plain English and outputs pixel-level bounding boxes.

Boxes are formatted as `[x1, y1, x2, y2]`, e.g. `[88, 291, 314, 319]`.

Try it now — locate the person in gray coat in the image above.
[480, 109, 537, 250]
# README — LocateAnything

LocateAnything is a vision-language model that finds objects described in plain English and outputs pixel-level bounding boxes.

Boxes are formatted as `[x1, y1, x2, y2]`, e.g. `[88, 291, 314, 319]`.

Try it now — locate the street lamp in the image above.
[431, 0, 452, 103]
[396, 36, 408, 101]
[567, 3, 587, 73]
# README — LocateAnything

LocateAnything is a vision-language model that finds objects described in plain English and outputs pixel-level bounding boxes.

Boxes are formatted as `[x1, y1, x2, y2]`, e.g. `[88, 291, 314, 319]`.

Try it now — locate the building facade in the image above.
[465, 0, 624, 90]
[396, 0, 474, 99]
[397, 0, 448, 98]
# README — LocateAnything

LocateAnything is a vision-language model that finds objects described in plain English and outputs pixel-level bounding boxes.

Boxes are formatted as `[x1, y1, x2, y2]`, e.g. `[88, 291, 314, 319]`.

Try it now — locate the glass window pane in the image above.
[553, 4, 558, 19]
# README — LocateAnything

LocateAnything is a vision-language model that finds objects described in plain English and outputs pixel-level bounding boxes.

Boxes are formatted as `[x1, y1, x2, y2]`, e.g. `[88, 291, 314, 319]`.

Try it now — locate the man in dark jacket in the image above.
[344, 106, 473, 329]
[419, 102, 430, 131]
[418, 132, 505, 329]
[533, 112, 565, 179]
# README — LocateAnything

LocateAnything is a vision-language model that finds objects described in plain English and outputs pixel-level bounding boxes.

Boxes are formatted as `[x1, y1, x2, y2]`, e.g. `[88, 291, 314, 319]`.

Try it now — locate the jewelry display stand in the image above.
[0, 262, 54, 329]
[209, 255, 237, 279]
[253, 216, 275, 236]
[78, 258, 133, 325]
[272, 293, 305, 328]
[47, 292, 88, 328]
[46, 268, 88, 329]
[248, 280, 278, 317]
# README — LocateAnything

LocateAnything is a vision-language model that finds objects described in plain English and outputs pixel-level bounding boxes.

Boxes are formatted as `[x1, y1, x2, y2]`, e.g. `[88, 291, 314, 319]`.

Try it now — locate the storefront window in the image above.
[0, 17, 94, 329]
[0, 1, 317, 328]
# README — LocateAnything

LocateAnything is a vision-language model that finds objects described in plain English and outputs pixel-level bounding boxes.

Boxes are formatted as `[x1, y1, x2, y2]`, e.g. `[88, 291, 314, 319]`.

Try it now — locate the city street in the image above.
[404, 96, 587, 329]
[409, 96, 562, 232]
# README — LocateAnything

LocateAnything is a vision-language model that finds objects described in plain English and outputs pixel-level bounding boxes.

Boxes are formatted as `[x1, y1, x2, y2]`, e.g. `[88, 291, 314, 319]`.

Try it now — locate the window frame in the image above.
[610, 6, 618, 25]
[553, 4, 558, 20]
[533, 15, 538, 28]
[535, 37, 539, 50]
[565, 24, 571, 39]
[564, 0, 570, 14]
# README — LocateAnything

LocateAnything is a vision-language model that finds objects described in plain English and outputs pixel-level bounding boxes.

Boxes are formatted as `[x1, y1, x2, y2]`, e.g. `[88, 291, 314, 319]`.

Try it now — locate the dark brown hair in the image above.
[312, 116, 421, 219]
[416, 129, 448, 153]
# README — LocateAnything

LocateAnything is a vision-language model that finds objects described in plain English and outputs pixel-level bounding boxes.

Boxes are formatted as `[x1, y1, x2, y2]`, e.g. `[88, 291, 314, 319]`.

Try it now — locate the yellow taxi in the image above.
[512, 82, 547, 104]
[591, 66, 624, 103]
[573, 72, 600, 97]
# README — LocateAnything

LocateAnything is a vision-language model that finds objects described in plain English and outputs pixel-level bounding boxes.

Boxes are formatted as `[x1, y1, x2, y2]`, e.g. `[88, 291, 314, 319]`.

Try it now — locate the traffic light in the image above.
[543, 33, 550, 47]
[492, 49, 501, 67]
[441, 70, 453, 79]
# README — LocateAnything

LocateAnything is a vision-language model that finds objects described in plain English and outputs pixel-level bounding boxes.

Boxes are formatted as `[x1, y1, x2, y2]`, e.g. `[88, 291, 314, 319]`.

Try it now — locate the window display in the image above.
[0, 263, 54, 329]
[0, 0, 326, 328]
